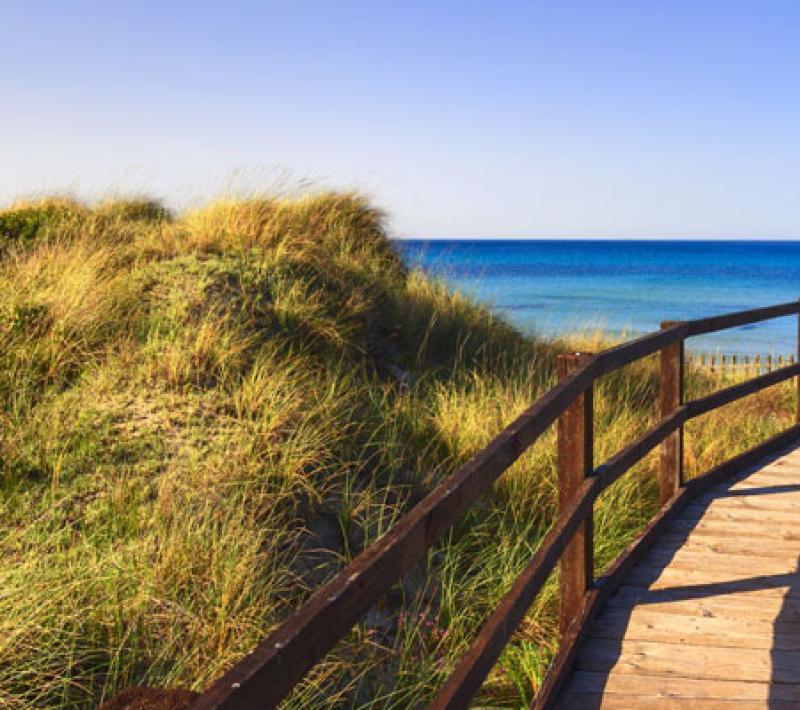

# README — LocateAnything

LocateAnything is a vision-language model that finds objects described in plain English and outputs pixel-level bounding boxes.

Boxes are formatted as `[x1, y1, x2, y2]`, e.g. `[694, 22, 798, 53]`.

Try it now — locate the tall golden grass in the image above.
[0, 194, 793, 708]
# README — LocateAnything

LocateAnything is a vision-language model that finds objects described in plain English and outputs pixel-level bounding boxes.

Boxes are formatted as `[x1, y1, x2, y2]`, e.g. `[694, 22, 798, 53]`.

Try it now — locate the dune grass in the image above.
[0, 194, 794, 708]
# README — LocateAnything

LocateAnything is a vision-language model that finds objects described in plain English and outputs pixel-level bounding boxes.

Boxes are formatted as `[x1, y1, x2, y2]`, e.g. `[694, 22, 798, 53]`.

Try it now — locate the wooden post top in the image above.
[557, 352, 594, 375]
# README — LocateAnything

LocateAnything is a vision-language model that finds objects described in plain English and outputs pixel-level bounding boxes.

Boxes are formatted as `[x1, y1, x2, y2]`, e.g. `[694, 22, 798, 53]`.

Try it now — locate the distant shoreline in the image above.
[394, 236, 800, 242]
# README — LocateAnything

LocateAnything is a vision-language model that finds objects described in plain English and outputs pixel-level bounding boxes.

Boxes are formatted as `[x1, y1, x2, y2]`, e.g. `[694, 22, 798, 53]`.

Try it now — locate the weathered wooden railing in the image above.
[190, 301, 800, 710]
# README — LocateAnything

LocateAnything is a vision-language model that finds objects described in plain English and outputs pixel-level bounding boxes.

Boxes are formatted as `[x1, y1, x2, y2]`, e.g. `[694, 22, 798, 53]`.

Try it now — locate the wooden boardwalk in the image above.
[555, 445, 800, 709]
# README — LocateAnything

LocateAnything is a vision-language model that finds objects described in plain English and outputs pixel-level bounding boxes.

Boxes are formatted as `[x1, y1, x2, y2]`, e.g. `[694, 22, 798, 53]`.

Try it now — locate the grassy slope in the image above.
[0, 195, 793, 708]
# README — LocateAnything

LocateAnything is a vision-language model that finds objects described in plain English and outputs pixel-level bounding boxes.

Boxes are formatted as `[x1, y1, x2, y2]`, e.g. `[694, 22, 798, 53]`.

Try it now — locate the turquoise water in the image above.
[395, 240, 800, 356]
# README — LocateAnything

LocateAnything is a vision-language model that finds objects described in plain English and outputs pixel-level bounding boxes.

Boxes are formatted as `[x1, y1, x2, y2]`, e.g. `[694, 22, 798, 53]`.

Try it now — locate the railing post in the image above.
[557, 352, 593, 637]
[797, 301, 800, 424]
[791, 301, 800, 424]
[659, 321, 684, 505]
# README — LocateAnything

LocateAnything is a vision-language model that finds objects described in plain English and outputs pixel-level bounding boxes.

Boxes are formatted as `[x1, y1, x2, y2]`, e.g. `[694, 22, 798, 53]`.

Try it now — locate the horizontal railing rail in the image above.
[189, 299, 800, 710]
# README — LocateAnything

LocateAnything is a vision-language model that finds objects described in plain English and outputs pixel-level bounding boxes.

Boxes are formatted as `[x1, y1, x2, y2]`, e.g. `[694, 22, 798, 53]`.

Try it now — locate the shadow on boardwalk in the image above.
[770, 555, 800, 708]
[555, 446, 800, 708]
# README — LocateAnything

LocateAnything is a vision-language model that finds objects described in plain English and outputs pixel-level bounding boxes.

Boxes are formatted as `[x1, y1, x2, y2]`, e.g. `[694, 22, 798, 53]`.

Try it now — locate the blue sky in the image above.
[2, 1, 799, 237]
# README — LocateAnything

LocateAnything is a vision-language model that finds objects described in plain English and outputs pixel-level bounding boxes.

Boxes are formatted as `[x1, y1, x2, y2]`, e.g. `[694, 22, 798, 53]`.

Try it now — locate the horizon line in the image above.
[394, 235, 800, 241]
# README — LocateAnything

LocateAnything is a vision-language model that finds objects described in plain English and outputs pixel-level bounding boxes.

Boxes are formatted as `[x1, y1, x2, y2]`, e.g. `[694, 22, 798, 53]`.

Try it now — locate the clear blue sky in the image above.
[2, 1, 799, 237]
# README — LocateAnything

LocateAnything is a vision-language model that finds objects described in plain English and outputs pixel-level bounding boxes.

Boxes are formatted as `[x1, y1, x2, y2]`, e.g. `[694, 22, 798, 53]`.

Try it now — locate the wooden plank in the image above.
[726, 486, 800, 504]
[562, 670, 800, 701]
[717, 478, 800, 493]
[638, 548, 800, 576]
[623, 566, 800, 598]
[669, 517, 800, 540]
[655, 533, 800, 559]
[719, 475, 800, 489]
[557, 692, 798, 709]
[692, 491, 800, 506]
[575, 638, 800, 684]
[762, 457, 800, 470]
[676, 506, 800, 527]
[609, 600, 800, 626]
[605, 585, 800, 623]
[723, 475, 800, 490]
[692, 495, 800, 512]
[709, 475, 800, 491]
[706, 491, 800, 505]
[588, 607, 800, 649]
[721, 468, 800, 483]
[746, 465, 800, 478]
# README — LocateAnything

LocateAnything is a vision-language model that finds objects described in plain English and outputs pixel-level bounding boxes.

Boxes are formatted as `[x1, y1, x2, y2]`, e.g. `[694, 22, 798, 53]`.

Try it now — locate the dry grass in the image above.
[0, 194, 793, 708]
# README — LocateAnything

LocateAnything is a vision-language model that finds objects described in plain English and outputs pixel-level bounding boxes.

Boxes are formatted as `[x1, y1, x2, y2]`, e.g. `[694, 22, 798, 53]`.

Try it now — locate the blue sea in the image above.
[395, 240, 800, 356]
